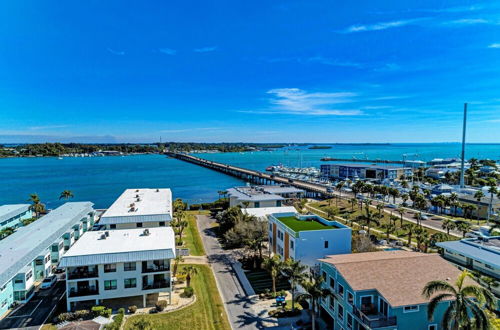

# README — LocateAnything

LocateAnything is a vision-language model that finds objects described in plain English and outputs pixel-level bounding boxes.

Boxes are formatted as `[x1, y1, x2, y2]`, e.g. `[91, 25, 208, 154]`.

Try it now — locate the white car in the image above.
[40, 275, 57, 289]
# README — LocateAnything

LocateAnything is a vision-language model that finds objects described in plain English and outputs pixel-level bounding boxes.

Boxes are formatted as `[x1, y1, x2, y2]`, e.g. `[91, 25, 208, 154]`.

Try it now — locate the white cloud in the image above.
[107, 48, 125, 56]
[264, 88, 361, 116]
[28, 125, 69, 130]
[488, 43, 500, 48]
[444, 18, 490, 25]
[340, 19, 422, 33]
[159, 48, 177, 55]
[194, 46, 217, 53]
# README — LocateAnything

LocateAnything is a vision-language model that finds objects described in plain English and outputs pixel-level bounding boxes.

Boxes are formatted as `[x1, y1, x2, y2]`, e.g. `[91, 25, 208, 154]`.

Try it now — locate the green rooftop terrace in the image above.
[276, 216, 340, 232]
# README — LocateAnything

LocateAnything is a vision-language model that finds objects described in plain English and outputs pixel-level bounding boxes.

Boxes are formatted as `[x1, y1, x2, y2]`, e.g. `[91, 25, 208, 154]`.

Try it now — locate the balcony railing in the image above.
[142, 265, 169, 273]
[69, 288, 99, 297]
[142, 280, 170, 290]
[353, 306, 397, 329]
[67, 270, 99, 280]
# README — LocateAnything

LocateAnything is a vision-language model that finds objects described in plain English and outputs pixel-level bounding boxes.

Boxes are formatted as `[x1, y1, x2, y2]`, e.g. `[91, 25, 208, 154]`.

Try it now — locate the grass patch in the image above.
[277, 216, 338, 232]
[124, 264, 230, 330]
[183, 214, 205, 256]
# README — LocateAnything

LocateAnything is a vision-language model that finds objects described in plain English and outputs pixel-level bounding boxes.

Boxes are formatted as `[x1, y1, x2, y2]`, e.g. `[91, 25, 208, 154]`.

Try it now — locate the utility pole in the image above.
[459, 103, 467, 189]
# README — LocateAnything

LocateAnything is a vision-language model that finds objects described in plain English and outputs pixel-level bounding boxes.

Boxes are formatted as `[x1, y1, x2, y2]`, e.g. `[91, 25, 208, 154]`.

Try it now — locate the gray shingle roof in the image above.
[0, 202, 94, 287]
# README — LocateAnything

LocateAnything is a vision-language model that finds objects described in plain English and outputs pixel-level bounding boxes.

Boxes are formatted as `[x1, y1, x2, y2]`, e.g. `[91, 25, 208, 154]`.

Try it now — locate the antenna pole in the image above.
[459, 103, 467, 188]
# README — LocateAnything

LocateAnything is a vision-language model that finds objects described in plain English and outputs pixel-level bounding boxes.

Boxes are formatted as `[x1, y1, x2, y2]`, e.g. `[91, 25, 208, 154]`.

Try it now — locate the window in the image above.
[346, 313, 353, 329]
[124, 262, 136, 271]
[124, 278, 137, 288]
[329, 296, 334, 310]
[159, 221, 165, 227]
[324, 241, 329, 248]
[347, 292, 354, 305]
[404, 305, 419, 313]
[104, 280, 117, 290]
[255, 202, 260, 208]
[25, 271, 32, 281]
[51, 245, 59, 252]
[136, 222, 143, 228]
[322, 271, 327, 279]
[290, 240, 294, 250]
[337, 303, 344, 322]
[338, 284, 344, 298]
[110, 224, 117, 229]
[330, 277, 335, 289]
[104, 264, 116, 273]
[428, 325, 437, 330]
[379, 297, 389, 317]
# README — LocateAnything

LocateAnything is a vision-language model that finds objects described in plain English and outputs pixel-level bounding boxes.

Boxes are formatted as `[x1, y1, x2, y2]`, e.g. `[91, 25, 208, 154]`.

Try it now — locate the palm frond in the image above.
[422, 280, 456, 298]
[427, 293, 453, 321]
[441, 303, 457, 330]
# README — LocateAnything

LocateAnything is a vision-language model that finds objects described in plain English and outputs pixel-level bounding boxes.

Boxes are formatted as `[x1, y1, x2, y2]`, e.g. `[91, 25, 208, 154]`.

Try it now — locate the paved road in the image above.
[0, 280, 65, 330]
[196, 215, 265, 330]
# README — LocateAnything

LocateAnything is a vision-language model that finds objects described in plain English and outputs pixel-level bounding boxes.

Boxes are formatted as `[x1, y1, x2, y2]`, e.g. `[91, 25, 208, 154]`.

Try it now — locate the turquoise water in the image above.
[0, 143, 499, 209]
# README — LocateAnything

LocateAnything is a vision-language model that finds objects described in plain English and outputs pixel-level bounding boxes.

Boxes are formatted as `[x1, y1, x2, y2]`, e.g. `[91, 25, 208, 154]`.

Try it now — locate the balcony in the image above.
[142, 264, 169, 273]
[353, 306, 397, 329]
[69, 288, 99, 297]
[67, 269, 99, 280]
[142, 280, 170, 290]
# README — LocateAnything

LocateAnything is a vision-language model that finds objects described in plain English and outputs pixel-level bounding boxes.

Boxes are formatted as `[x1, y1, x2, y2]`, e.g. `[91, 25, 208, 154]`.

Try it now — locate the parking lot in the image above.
[0, 280, 65, 330]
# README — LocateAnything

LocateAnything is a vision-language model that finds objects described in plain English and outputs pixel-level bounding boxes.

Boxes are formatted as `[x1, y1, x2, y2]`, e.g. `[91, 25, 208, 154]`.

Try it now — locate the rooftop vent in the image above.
[105, 231, 110, 237]
[156, 189, 160, 192]
[100, 234, 106, 240]
[136, 189, 139, 192]
[143, 229, 150, 236]
[136, 194, 139, 198]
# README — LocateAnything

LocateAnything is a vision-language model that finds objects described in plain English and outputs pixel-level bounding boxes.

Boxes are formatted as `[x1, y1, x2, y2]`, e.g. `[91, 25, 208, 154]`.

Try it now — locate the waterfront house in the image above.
[60, 227, 175, 311]
[99, 188, 173, 229]
[0, 202, 95, 317]
[268, 212, 351, 267]
[319, 251, 472, 330]
[320, 164, 412, 182]
[227, 186, 286, 208]
[0, 204, 32, 232]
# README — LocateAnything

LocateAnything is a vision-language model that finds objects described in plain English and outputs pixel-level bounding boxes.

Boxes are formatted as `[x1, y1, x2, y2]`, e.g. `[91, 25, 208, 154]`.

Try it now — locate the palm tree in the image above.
[28, 193, 45, 218]
[486, 184, 498, 225]
[402, 223, 417, 246]
[182, 265, 198, 288]
[0, 227, 15, 239]
[456, 222, 471, 238]
[396, 207, 405, 227]
[401, 193, 409, 206]
[325, 206, 339, 220]
[442, 219, 456, 236]
[381, 222, 397, 240]
[480, 276, 499, 292]
[415, 228, 429, 252]
[296, 273, 331, 330]
[172, 255, 184, 277]
[349, 198, 357, 212]
[474, 190, 485, 220]
[335, 181, 345, 207]
[59, 190, 74, 200]
[281, 259, 307, 312]
[423, 270, 494, 330]
[357, 200, 380, 235]
[262, 256, 284, 297]
[376, 204, 384, 218]
[449, 193, 459, 216]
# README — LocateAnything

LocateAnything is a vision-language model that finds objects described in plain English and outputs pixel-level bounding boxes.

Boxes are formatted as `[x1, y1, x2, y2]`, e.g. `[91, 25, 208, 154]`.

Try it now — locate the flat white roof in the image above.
[243, 206, 297, 218]
[60, 227, 175, 267]
[100, 188, 172, 224]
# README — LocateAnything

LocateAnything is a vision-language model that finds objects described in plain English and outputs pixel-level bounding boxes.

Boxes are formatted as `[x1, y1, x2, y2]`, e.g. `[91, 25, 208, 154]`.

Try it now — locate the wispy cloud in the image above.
[340, 18, 424, 33]
[28, 125, 69, 130]
[488, 43, 500, 48]
[159, 48, 177, 55]
[444, 18, 490, 25]
[160, 127, 220, 133]
[107, 48, 125, 56]
[194, 46, 217, 53]
[264, 88, 361, 116]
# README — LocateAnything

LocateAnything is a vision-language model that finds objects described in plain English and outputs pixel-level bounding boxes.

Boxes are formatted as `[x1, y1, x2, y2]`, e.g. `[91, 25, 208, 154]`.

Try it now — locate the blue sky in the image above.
[0, 0, 499, 143]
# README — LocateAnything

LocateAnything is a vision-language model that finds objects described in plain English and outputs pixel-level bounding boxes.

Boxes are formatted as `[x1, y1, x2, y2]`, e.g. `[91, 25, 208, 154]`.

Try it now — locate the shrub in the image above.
[57, 312, 73, 322]
[91, 306, 111, 318]
[117, 308, 125, 315]
[102, 308, 112, 318]
[103, 309, 124, 330]
[176, 273, 187, 283]
[181, 286, 194, 298]
[155, 300, 168, 312]
[74, 309, 90, 319]
[128, 305, 137, 314]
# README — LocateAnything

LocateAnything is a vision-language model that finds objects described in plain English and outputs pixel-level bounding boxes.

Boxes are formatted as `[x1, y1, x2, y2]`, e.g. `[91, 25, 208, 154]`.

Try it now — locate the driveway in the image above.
[0, 280, 65, 330]
[197, 215, 268, 330]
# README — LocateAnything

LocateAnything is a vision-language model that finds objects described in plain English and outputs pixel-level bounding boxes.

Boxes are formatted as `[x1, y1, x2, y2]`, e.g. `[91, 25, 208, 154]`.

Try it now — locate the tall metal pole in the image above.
[459, 103, 467, 188]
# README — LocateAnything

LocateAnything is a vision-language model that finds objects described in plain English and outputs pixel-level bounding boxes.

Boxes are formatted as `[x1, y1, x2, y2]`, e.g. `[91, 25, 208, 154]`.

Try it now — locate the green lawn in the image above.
[277, 216, 339, 232]
[183, 213, 206, 256]
[124, 264, 230, 330]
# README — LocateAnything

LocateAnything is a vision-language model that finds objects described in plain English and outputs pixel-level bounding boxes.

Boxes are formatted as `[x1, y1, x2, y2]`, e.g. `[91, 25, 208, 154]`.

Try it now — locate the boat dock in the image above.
[166, 152, 332, 197]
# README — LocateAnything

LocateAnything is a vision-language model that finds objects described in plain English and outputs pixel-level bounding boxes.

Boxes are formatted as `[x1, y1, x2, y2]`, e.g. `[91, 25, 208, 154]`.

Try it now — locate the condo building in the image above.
[0, 204, 32, 232]
[320, 164, 412, 181]
[268, 212, 351, 267]
[227, 185, 303, 208]
[0, 202, 95, 317]
[60, 227, 175, 311]
[319, 251, 474, 330]
[99, 188, 173, 229]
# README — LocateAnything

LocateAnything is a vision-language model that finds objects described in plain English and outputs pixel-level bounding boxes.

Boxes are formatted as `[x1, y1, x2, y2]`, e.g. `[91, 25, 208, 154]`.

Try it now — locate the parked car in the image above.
[420, 214, 429, 220]
[40, 275, 57, 289]
[54, 267, 65, 274]
[387, 204, 397, 209]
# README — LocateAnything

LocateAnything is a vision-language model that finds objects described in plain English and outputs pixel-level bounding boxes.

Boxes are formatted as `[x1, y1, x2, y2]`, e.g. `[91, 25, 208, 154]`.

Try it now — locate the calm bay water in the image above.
[0, 143, 499, 209]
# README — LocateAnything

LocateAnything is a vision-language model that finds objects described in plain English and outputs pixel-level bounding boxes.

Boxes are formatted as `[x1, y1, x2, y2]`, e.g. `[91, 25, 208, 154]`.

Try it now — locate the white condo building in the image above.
[99, 188, 173, 229]
[60, 227, 175, 311]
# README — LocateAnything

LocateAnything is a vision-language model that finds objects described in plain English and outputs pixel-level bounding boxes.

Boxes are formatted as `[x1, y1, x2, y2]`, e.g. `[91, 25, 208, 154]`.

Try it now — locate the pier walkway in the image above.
[166, 152, 331, 197]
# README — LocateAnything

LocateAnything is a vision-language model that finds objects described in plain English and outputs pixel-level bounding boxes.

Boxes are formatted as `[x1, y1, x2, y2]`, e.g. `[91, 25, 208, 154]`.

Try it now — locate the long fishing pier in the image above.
[166, 152, 331, 197]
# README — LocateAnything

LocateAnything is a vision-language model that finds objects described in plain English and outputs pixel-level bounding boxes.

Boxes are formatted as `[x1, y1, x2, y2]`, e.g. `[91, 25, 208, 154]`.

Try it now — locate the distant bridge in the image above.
[166, 152, 332, 197]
